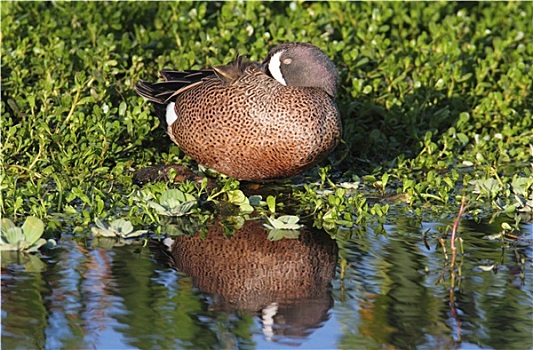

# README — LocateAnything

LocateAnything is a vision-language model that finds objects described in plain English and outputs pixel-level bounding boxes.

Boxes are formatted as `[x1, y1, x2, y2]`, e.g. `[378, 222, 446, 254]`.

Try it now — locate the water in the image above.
[2, 218, 532, 349]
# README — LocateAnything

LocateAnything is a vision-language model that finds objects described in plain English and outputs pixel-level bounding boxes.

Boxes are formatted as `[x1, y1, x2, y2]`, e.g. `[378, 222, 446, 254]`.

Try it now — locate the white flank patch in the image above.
[166, 102, 178, 126]
[163, 237, 175, 251]
[268, 50, 287, 86]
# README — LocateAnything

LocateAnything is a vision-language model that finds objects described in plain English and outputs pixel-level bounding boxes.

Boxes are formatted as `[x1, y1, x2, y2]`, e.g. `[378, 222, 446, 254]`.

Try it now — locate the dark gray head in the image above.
[262, 42, 339, 97]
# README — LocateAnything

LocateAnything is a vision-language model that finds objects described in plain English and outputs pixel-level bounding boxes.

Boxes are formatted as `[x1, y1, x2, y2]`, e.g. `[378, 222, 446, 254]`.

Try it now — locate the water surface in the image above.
[2, 218, 531, 349]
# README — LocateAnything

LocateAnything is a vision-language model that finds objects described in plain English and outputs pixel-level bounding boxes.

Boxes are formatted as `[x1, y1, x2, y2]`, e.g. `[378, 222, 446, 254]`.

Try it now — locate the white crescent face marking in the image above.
[166, 102, 177, 126]
[268, 50, 287, 86]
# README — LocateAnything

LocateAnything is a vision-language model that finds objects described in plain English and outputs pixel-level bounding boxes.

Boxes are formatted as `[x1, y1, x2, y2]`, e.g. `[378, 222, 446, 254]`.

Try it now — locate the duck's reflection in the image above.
[154, 219, 338, 345]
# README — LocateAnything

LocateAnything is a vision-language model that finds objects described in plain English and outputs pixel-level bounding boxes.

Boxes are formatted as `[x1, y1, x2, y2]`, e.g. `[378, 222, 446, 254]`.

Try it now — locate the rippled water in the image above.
[2, 218, 532, 349]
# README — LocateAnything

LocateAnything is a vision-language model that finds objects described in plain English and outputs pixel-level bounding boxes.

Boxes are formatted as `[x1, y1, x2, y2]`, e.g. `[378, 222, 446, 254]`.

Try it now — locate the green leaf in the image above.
[175, 200, 197, 216]
[91, 218, 148, 238]
[457, 133, 469, 145]
[267, 229, 301, 241]
[22, 216, 45, 246]
[226, 190, 253, 214]
[2, 227, 25, 245]
[26, 238, 47, 253]
[266, 195, 276, 213]
[148, 201, 169, 215]
[264, 215, 302, 231]
[227, 190, 247, 205]
[94, 217, 107, 230]
[123, 229, 149, 238]
[150, 189, 198, 216]
[91, 226, 116, 237]
[277, 215, 300, 225]
[1, 218, 16, 234]
[110, 219, 134, 235]
[1, 244, 19, 251]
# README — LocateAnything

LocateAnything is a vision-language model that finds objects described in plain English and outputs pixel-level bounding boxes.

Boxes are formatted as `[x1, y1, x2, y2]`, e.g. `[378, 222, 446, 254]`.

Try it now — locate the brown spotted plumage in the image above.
[135, 43, 342, 181]
[153, 219, 338, 312]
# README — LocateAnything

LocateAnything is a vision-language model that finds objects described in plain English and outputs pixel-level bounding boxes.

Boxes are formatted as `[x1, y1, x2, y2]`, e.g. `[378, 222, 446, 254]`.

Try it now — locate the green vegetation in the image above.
[1, 2, 532, 242]
[264, 215, 303, 241]
[0, 216, 53, 252]
[145, 188, 198, 217]
[91, 218, 148, 238]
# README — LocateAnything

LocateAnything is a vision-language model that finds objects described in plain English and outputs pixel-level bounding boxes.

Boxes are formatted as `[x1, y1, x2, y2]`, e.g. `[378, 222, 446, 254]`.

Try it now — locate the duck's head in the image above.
[261, 42, 339, 97]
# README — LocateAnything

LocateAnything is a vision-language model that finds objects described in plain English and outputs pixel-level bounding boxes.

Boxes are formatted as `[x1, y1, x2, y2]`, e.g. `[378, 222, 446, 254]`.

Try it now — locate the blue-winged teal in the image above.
[135, 42, 341, 181]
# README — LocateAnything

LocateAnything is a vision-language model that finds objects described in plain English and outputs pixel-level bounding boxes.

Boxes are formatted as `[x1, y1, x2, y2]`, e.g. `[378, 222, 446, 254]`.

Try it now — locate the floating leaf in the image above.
[483, 233, 503, 241]
[0, 217, 46, 252]
[264, 215, 302, 231]
[91, 218, 148, 238]
[25, 238, 47, 253]
[1, 251, 47, 272]
[110, 219, 134, 235]
[22, 216, 45, 246]
[1, 218, 16, 233]
[148, 202, 168, 215]
[339, 182, 360, 189]
[2, 227, 25, 246]
[147, 189, 197, 216]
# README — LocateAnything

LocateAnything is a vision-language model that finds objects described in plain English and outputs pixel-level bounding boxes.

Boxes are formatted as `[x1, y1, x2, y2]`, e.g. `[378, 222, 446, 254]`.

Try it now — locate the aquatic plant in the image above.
[147, 189, 197, 217]
[264, 215, 302, 241]
[0, 217, 52, 252]
[225, 190, 254, 214]
[91, 218, 148, 238]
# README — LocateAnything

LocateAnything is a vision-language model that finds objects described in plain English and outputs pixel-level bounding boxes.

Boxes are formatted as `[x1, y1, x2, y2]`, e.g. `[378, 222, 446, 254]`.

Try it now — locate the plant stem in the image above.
[451, 196, 467, 266]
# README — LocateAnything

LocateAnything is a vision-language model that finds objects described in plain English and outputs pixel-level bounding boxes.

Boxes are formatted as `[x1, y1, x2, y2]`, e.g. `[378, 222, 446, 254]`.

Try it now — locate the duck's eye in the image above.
[282, 58, 293, 65]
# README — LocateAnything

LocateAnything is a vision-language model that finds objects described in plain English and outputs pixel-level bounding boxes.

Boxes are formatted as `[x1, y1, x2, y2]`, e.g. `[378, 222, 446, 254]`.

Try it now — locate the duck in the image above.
[135, 42, 341, 182]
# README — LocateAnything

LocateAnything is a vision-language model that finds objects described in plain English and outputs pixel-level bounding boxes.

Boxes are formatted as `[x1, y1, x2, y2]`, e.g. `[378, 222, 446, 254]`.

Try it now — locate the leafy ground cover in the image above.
[1, 2, 532, 244]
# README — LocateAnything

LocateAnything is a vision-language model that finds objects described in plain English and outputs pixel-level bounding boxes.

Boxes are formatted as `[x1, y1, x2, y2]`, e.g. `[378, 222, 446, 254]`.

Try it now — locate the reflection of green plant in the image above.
[91, 237, 146, 249]
[91, 218, 148, 238]
[1, 251, 48, 272]
[147, 189, 197, 217]
[1, 217, 51, 252]
[159, 215, 210, 237]
[219, 215, 246, 237]
[264, 215, 302, 241]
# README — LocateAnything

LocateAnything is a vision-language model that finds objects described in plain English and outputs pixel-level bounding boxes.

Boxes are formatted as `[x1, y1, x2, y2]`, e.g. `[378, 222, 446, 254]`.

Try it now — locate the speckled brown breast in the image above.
[168, 66, 341, 181]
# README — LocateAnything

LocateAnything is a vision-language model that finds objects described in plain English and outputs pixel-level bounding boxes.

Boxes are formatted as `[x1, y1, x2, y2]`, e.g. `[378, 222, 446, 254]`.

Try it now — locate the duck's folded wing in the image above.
[135, 69, 215, 104]
[159, 69, 214, 82]
[135, 54, 259, 105]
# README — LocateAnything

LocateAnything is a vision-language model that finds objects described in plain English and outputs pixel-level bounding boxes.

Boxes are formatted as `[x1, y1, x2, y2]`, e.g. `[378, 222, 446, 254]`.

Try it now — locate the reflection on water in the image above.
[154, 220, 338, 346]
[336, 218, 532, 350]
[1, 219, 531, 349]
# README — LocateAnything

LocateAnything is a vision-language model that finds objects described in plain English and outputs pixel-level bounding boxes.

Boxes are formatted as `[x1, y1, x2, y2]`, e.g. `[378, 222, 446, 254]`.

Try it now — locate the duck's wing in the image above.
[135, 54, 259, 105]
[135, 69, 215, 105]
[135, 54, 264, 128]
[212, 54, 255, 84]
